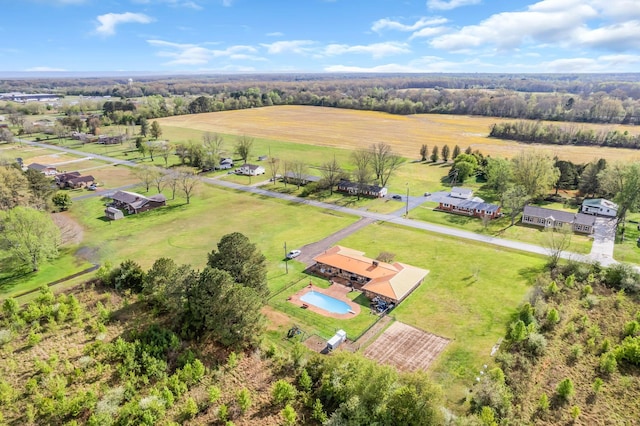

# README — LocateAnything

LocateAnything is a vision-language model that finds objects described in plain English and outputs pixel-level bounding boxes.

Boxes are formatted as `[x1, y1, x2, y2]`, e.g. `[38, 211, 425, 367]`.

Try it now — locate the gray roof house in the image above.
[522, 205, 596, 234]
[109, 190, 166, 215]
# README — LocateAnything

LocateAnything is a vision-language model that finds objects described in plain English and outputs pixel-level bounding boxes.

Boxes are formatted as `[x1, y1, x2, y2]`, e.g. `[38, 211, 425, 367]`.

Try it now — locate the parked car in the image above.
[286, 249, 301, 259]
[424, 192, 431, 196]
[87, 184, 98, 191]
[391, 194, 402, 200]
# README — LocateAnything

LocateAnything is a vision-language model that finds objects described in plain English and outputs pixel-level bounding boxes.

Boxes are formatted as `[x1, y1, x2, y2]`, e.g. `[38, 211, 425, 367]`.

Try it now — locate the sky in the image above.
[2, 0, 640, 75]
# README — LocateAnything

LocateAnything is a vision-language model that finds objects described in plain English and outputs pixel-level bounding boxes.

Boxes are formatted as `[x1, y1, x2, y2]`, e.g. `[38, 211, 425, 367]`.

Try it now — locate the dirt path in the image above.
[52, 212, 84, 246]
[297, 217, 376, 266]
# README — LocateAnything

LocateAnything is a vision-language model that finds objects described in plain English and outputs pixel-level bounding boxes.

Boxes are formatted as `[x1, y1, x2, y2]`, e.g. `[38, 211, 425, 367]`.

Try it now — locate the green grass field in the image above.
[613, 213, 640, 264]
[336, 221, 546, 408]
[0, 247, 94, 297]
[69, 183, 358, 273]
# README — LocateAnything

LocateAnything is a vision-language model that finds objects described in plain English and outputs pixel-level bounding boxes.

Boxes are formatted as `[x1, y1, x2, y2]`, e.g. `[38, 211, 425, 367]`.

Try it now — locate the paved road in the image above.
[18, 138, 622, 267]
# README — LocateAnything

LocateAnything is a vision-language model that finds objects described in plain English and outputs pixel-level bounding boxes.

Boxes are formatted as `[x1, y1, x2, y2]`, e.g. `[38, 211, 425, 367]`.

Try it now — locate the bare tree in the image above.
[158, 142, 173, 167]
[370, 142, 404, 187]
[151, 166, 166, 193]
[144, 141, 161, 162]
[266, 156, 280, 185]
[320, 155, 344, 195]
[351, 149, 373, 200]
[235, 135, 254, 164]
[176, 167, 200, 204]
[133, 164, 157, 192]
[542, 225, 573, 269]
[203, 132, 224, 170]
[165, 170, 180, 200]
[290, 160, 308, 189]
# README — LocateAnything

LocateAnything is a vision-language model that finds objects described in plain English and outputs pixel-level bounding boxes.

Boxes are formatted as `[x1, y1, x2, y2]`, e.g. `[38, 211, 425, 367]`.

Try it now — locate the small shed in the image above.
[327, 329, 347, 351]
[258, 155, 268, 161]
[105, 206, 124, 220]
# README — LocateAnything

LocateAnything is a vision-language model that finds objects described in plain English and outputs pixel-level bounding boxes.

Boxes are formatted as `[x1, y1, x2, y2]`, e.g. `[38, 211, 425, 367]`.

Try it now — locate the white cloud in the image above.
[260, 40, 316, 54]
[427, 0, 481, 11]
[371, 17, 447, 33]
[95, 12, 153, 36]
[25, 66, 67, 72]
[323, 42, 410, 59]
[148, 39, 259, 65]
[430, 1, 598, 50]
[574, 20, 640, 50]
[325, 56, 492, 73]
[266, 32, 284, 37]
[541, 55, 639, 72]
[222, 0, 234, 6]
[409, 26, 448, 40]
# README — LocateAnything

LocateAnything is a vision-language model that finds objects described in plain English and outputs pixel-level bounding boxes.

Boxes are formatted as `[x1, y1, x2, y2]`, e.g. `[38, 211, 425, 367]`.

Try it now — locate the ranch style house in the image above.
[436, 187, 502, 219]
[522, 205, 596, 234]
[311, 246, 429, 305]
[336, 179, 388, 198]
[108, 190, 167, 215]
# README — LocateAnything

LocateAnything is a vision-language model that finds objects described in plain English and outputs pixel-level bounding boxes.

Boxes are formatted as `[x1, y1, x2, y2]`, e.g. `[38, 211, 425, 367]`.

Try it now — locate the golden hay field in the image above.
[158, 106, 640, 164]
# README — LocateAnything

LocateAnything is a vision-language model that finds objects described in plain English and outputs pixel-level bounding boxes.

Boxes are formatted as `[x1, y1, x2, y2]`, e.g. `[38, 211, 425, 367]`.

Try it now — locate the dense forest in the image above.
[2, 73, 640, 125]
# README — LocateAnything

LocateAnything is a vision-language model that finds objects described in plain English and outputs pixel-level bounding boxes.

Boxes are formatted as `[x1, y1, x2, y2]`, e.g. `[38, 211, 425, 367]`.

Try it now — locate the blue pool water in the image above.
[300, 291, 352, 314]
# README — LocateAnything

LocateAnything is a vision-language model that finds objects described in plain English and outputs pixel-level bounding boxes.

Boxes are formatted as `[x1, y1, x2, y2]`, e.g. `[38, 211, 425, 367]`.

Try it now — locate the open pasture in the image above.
[157, 105, 640, 164]
[70, 184, 358, 274]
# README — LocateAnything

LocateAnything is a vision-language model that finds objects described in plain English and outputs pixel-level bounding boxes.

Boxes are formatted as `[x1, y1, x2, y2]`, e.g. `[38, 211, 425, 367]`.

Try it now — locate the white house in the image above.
[450, 187, 473, 199]
[216, 158, 234, 170]
[581, 199, 618, 218]
[237, 164, 265, 176]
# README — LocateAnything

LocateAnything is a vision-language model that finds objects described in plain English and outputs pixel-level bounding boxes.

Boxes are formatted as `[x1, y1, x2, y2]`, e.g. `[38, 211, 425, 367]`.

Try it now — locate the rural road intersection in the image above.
[20, 138, 620, 267]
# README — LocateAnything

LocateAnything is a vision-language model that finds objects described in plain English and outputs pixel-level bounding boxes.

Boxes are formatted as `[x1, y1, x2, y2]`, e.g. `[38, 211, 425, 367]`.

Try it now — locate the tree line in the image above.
[490, 120, 640, 149]
[4, 73, 640, 125]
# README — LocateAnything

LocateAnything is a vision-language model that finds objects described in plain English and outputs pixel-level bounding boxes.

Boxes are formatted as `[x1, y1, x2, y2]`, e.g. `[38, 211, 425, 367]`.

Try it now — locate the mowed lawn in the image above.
[157, 106, 640, 164]
[337, 221, 546, 408]
[0, 247, 94, 297]
[410, 204, 593, 255]
[70, 183, 358, 278]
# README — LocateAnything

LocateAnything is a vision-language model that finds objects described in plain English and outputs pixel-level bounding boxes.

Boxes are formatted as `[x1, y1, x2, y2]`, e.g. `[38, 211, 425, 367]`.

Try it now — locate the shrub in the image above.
[208, 386, 222, 404]
[27, 330, 42, 347]
[218, 404, 229, 422]
[569, 344, 583, 361]
[615, 336, 640, 365]
[237, 388, 251, 413]
[570, 405, 581, 420]
[546, 308, 560, 328]
[298, 368, 312, 392]
[281, 404, 297, 426]
[545, 280, 559, 296]
[581, 285, 593, 297]
[312, 398, 328, 423]
[582, 294, 599, 309]
[538, 393, 549, 412]
[600, 352, 617, 374]
[272, 380, 297, 405]
[181, 397, 198, 421]
[227, 351, 238, 369]
[623, 321, 640, 337]
[592, 377, 604, 393]
[556, 378, 575, 401]
[108, 260, 146, 293]
[525, 333, 548, 357]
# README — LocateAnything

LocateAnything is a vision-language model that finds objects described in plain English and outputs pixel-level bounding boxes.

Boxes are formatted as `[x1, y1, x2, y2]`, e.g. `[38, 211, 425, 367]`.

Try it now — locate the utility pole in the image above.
[405, 183, 409, 217]
[284, 241, 288, 274]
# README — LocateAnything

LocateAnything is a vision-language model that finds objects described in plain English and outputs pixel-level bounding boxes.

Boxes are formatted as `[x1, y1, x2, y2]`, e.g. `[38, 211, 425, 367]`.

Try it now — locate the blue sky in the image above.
[2, 0, 640, 75]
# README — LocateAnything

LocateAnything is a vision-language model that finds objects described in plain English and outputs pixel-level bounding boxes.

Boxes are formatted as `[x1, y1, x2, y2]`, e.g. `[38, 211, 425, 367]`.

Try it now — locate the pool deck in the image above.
[288, 282, 362, 319]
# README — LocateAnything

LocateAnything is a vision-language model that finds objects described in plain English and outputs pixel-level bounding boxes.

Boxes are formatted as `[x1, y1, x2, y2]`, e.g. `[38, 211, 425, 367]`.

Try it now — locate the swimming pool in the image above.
[300, 291, 352, 314]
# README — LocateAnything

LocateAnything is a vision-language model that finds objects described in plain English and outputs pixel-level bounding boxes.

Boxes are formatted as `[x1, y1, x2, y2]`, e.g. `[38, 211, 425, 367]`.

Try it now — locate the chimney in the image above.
[372, 260, 379, 267]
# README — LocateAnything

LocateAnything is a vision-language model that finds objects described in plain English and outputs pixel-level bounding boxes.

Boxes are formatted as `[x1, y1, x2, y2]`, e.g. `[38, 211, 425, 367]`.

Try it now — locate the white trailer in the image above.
[327, 329, 347, 351]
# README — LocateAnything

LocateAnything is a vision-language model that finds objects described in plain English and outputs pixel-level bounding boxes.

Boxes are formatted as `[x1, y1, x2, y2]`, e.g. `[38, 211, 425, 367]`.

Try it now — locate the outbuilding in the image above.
[327, 330, 347, 351]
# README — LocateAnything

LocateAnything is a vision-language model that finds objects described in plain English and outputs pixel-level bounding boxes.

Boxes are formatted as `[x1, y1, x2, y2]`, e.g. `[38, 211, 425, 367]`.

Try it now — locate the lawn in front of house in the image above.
[409, 203, 593, 254]
[336, 221, 546, 410]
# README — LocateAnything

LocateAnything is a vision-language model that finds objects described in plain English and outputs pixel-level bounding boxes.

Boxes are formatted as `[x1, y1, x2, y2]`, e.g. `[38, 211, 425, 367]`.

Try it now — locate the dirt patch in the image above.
[363, 321, 450, 371]
[52, 211, 84, 245]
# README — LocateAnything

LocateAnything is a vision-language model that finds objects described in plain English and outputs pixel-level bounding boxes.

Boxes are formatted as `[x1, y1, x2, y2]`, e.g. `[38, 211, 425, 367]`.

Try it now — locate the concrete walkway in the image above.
[590, 217, 617, 263]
